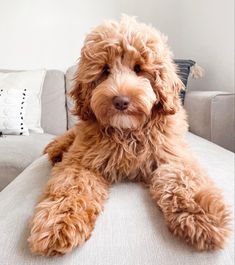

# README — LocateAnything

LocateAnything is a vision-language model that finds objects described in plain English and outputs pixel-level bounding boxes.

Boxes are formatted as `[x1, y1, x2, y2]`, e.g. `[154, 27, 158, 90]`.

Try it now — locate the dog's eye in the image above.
[102, 64, 110, 76]
[134, 64, 142, 74]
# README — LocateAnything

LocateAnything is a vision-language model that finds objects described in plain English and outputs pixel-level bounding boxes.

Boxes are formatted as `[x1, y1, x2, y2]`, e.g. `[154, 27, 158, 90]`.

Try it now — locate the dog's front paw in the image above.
[166, 188, 230, 250]
[44, 141, 63, 165]
[28, 199, 92, 256]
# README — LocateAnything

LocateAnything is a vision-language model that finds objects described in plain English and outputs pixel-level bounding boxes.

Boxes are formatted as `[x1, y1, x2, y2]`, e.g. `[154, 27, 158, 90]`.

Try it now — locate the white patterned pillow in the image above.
[0, 87, 29, 135]
[0, 70, 46, 134]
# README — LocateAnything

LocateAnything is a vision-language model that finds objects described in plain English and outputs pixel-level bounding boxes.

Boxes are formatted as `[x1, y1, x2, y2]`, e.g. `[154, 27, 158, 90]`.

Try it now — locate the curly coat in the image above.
[28, 16, 230, 256]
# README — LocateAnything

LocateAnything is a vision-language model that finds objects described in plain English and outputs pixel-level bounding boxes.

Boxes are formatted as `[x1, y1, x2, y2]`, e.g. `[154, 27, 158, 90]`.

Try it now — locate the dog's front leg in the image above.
[148, 159, 230, 250]
[44, 126, 78, 165]
[28, 160, 109, 256]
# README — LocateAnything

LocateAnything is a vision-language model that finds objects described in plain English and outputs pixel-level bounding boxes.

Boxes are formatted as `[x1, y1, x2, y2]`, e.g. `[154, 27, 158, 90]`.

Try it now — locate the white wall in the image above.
[0, 0, 234, 92]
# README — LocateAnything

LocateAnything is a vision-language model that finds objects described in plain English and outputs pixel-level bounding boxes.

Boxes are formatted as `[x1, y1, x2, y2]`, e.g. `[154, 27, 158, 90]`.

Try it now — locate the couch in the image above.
[0, 67, 234, 265]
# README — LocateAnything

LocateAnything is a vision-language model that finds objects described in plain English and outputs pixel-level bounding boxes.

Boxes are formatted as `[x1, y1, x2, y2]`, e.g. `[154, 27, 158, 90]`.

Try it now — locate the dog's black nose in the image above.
[112, 96, 130, 110]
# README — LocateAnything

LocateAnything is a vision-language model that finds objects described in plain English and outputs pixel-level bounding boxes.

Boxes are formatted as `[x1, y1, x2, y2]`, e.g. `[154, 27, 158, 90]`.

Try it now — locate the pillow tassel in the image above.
[190, 63, 205, 79]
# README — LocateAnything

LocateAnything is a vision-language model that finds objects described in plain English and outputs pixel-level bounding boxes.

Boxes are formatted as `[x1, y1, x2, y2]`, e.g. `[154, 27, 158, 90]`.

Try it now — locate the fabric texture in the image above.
[211, 94, 235, 152]
[174, 59, 196, 103]
[184, 91, 235, 152]
[0, 133, 54, 191]
[40, 70, 67, 135]
[174, 59, 196, 87]
[0, 70, 46, 134]
[65, 65, 79, 129]
[0, 87, 29, 135]
[0, 133, 233, 265]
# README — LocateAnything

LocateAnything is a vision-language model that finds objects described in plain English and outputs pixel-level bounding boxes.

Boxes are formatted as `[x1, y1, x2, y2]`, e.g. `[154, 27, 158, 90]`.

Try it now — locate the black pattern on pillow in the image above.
[0, 88, 29, 135]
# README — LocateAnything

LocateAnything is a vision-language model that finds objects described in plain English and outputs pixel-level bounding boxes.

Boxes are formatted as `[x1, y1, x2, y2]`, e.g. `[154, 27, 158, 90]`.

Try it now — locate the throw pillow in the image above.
[0, 87, 29, 135]
[174, 59, 204, 104]
[0, 70, 46, 134]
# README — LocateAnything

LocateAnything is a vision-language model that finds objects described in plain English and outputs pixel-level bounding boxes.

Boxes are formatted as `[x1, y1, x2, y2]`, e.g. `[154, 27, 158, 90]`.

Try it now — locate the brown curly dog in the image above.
[28, 16, 230, 256]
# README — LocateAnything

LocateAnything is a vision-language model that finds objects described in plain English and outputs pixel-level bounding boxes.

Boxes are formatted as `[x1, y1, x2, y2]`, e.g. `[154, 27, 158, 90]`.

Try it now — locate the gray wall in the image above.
[0, 0, 234, 92]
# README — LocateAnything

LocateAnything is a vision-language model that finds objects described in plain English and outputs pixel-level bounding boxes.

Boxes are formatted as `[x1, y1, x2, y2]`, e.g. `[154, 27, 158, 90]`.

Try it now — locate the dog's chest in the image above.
[81, 136, 156, 183]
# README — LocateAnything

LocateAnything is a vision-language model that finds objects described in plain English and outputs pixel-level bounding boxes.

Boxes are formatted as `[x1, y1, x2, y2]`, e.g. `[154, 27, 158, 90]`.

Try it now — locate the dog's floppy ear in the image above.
[153, 60, 184, 115]
[69, 65, 95, 121]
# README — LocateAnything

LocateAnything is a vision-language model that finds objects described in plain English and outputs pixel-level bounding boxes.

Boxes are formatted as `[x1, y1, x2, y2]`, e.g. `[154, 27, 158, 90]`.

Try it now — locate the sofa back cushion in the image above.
[41, 70, 67, 135]
[66, 65, 79, 129]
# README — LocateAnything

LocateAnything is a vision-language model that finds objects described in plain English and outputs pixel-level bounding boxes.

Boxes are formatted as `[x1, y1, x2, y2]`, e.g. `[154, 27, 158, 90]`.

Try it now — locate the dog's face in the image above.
[70, 16, 183, 130]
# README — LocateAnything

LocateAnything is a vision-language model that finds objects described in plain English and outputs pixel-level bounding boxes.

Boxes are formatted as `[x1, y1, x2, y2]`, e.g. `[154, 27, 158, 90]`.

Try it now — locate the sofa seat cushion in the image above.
[0, 132, 234, 265]
[0, 133, 54, 190]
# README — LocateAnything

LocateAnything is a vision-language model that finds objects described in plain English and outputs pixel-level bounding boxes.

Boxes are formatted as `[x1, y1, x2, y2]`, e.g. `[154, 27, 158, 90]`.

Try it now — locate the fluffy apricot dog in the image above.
[28, 16, 230, 256]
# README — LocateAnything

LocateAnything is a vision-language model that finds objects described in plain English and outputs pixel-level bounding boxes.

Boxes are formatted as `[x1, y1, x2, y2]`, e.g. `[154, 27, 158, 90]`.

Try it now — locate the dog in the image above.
[28, 16, 230, 256]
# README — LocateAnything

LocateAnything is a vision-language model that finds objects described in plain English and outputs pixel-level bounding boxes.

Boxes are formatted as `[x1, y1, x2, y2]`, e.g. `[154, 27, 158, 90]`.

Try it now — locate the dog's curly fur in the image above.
[28, 16, 230, 256]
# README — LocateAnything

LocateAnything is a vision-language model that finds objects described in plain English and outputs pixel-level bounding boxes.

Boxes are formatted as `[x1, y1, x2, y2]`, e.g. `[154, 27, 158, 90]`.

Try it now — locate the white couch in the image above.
[0, 67, 234, 265]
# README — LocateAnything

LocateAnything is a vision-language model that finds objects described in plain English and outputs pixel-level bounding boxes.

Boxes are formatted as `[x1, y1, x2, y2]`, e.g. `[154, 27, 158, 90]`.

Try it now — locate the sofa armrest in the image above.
[184, 91, 235, 152]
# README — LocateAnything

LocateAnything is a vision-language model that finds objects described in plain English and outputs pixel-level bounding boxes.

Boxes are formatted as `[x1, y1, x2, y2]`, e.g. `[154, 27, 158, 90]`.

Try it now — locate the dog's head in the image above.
[70, 16, 183, 130]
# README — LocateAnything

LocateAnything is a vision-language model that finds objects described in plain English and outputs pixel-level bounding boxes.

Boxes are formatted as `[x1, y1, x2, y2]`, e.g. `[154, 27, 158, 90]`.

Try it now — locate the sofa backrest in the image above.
[65, 65, 79, 129]
[41, 70, 67, 135]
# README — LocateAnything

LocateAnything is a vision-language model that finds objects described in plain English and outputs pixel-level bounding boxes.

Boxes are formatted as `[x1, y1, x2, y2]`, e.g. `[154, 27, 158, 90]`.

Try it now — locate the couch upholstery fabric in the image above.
[0, 133, 233, 265]
[65, 65, 79, 129]
[184, 91, 235, 152]
[211, 94, 235, 152]
[0, 133, 54, 191]
[41, 70, 67, 135]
